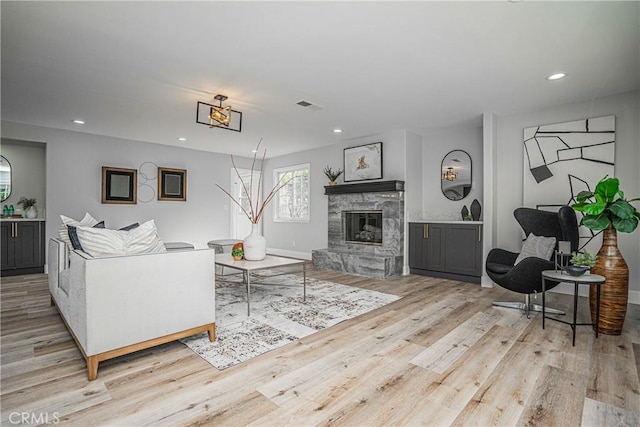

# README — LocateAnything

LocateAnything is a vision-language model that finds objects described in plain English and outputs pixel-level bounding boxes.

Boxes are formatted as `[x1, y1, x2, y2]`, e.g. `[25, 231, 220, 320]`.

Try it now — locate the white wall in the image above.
[421, 126, 483, 220]
[0, 139, 46, 216]
[494, 90, 640, 297]
[262, 130, 408, 258]
[1, 120, 255, 251]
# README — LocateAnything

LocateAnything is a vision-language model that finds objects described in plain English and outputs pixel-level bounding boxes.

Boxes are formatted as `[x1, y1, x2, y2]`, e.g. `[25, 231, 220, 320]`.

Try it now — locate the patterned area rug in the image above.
[181, 273, 400, 370]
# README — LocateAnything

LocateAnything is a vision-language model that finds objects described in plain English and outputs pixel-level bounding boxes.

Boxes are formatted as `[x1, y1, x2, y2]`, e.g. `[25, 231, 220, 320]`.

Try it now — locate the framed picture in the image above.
[102, 166, 137, 204]
[158, 167, 187, 201]
[343, 142, 383, 182]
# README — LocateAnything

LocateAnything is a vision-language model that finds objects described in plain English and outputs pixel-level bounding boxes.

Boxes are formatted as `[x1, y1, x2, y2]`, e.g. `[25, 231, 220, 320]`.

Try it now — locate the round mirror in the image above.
[0, 155, 11, 202]
[441, 150, 471, 201]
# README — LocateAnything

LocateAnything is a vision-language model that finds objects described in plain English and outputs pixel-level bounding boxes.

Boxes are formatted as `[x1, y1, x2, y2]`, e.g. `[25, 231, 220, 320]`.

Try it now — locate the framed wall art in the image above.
[523, 115, 615, 252]
[343, 142, 383, 182]
[102, 166, 137, 204]
[158, 167, 187, 201]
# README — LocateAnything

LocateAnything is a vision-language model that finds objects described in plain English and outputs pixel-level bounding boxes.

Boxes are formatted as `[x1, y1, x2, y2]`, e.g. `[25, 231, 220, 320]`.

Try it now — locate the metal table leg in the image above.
[572, 281, 578, 346]
[246, 270, 251, 316]
[596, 283, 601, 339]
[542, 277, 546, 329]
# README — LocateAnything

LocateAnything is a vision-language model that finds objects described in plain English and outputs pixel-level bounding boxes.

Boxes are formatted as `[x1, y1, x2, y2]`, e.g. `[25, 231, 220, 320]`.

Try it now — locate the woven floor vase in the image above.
[590, 224, 628, 335]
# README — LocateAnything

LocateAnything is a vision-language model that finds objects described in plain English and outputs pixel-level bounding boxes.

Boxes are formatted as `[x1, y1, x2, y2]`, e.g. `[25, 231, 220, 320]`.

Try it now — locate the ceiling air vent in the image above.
[296, 100, 323, 111]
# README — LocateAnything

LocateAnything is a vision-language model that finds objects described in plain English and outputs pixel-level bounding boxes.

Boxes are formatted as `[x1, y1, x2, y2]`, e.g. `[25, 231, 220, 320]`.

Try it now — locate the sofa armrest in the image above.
[63, 248, 215, 356]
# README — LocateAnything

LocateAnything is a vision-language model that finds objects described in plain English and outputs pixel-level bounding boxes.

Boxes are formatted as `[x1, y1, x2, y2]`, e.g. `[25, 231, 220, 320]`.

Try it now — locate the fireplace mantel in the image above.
[324, 180, 404, 195]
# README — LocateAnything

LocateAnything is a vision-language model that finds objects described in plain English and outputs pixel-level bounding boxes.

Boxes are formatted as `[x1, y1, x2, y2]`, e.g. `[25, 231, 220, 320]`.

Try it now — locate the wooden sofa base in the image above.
[51, 295, 216, 381]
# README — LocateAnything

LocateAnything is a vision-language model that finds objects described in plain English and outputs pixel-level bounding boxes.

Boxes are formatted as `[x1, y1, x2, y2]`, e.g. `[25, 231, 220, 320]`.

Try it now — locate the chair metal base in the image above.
[493, 294, 565, 319]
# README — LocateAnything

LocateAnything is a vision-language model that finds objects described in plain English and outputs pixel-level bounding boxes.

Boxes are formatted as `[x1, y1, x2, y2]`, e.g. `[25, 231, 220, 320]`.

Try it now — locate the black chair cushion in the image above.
[486, 262, 513, 275]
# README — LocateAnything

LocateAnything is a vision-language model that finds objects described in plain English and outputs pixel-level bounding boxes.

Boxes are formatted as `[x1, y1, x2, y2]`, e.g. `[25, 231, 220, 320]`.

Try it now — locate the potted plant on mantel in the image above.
[215, 139, 293, 261]
[323, 166, 343, 186]
[572, 176, 639, 335]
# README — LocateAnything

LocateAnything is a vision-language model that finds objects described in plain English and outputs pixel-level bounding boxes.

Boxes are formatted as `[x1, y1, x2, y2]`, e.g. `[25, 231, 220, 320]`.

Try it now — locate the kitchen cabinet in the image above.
[409, 222, 482, 283]
[1, 220, 45, 276]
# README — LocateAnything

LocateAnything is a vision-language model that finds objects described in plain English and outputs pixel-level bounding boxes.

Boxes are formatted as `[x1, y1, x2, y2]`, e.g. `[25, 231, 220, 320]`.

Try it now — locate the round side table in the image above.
[541, 270, 606, 346]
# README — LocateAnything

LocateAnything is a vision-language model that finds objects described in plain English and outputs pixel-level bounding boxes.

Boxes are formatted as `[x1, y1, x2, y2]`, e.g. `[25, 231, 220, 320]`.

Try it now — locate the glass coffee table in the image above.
[214, 253, 307, 316]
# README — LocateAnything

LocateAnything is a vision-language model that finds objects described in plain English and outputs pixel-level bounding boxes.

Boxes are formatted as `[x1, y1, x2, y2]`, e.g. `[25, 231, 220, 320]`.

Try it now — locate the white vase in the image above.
[243, 223, 266, 261]
[25, 206, 37, 219]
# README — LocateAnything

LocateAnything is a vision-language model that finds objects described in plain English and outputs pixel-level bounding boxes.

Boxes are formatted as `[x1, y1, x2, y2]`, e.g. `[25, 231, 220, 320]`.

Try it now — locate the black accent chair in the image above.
[486, 206, 579, 318]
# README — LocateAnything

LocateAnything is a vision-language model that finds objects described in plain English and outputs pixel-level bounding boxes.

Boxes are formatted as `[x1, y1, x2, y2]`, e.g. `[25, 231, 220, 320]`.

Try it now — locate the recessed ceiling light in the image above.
[177, 137, 187, 142]
[546, 72, 567, 81]
[333, 128, 343, 133]
[72, 119, 85, 125]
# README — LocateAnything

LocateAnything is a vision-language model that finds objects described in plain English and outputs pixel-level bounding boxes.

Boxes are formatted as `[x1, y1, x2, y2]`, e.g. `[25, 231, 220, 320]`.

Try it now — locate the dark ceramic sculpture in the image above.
[470, 199, 481, 221]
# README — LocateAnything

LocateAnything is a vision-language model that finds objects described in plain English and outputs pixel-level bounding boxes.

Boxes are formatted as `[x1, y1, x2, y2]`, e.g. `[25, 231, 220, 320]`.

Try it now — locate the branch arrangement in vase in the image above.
[215, 139, 292, 224]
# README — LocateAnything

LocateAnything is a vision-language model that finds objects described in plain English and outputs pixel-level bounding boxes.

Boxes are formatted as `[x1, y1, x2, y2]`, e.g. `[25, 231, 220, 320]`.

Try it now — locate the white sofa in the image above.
[48, 238, 216, 380]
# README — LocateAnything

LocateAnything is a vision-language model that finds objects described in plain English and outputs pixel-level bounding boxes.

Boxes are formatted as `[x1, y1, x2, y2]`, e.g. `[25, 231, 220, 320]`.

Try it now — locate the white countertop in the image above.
[1, 217, 45, 222]
[410, 220, 483, 224]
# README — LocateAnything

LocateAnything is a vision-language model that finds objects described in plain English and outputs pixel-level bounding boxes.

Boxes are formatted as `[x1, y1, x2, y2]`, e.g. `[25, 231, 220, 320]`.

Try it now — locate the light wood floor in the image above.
[1, 269, 639, 426]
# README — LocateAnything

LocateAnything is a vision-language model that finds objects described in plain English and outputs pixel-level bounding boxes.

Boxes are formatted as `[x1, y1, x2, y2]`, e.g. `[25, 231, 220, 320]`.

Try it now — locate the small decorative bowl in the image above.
[563, 265, 589, 276]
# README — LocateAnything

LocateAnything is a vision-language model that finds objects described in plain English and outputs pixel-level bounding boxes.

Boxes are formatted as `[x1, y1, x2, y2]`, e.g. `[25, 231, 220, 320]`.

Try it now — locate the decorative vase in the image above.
[328, 181, 337, 186]
[461, 205, 469, 220]
[470, 199, 481, 221]
[25, 206, 37, 219]
[243, 223, 266, 261]
[590, 224, 628, 335]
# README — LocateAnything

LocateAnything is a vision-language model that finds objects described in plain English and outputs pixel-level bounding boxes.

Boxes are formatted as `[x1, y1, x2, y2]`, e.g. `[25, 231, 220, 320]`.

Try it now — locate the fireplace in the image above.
[343, 210, 383, 245]
[312, 180, 405, 279]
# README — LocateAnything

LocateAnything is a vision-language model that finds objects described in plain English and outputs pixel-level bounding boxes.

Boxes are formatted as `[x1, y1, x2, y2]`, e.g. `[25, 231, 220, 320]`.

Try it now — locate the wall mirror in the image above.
[0, 155, 11, 202]
[441, 150, 471, 201]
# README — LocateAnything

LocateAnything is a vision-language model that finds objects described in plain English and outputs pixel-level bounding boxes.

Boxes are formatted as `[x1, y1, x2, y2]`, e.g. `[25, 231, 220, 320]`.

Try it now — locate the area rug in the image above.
[180, 273, 401, 370]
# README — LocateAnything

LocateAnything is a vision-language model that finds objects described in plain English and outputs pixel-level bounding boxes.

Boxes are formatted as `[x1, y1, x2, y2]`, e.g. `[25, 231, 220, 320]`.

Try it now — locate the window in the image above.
[273, 163, 310, 222]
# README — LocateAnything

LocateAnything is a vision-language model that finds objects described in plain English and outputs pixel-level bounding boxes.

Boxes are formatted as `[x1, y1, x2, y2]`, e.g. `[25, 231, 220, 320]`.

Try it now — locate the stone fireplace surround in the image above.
[312, 180, 404, 279]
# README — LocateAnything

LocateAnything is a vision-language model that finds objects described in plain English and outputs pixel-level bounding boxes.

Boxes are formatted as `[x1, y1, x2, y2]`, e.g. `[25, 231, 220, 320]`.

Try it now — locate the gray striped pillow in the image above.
[75, 220, 167, 257]
[514, 233, 556, 265]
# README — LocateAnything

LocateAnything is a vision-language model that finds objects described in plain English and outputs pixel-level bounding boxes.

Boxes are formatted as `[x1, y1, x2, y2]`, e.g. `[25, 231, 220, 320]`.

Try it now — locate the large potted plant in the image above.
[572, 176, 639, 335]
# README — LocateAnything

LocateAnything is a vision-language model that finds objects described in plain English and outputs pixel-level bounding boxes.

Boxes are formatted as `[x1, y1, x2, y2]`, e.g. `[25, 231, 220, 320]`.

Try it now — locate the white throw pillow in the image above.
[58, 213, 99, 247]
[76, 220, 167, 257]
[514, 233, 556, 265]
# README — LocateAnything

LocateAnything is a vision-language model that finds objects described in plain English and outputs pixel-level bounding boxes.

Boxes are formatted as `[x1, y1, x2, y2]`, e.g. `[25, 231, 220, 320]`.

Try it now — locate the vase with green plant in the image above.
[572, 175, 639, 335]
[17, 197, 37, 219]
[323, 166, 343, 186]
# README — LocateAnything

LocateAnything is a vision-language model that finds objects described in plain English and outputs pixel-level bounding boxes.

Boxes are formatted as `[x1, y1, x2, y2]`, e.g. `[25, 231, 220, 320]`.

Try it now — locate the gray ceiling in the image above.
[2, 1, 638, 158]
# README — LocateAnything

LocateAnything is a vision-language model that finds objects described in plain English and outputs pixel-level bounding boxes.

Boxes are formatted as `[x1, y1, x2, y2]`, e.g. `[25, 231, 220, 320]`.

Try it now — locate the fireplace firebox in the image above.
[343, 210, 383, 245]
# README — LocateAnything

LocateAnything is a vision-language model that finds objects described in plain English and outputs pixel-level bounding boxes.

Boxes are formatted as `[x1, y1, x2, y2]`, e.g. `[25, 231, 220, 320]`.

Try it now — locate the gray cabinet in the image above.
[409, 222, 482, 283]
[1, 220, 45, 276]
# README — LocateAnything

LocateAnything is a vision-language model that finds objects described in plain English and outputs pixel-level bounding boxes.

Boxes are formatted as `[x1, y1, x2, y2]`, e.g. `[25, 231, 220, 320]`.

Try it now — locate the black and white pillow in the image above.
[58, 213, 100, 248]
[75, 220, 166, 257]
[67, 221, 105, 250]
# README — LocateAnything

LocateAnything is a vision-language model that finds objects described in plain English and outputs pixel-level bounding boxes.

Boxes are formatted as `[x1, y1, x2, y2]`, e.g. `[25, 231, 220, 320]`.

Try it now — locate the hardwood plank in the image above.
[409, 311, 502, 373]
[451, 341, 552, 426]
[582, 397, 640, 427]
[518, 365, 588, 426]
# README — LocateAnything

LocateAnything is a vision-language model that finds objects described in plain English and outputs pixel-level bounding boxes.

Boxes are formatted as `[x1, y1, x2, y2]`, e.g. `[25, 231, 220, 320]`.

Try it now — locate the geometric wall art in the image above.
[523, 115, 615, 251]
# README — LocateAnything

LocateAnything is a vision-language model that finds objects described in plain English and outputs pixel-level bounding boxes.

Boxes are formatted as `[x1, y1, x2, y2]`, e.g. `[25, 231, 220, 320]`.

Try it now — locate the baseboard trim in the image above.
[550, 282, 640, 305]
[267, 248, 312, 260]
